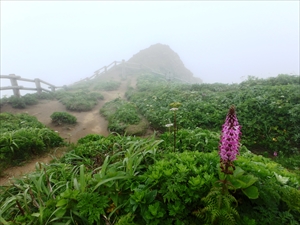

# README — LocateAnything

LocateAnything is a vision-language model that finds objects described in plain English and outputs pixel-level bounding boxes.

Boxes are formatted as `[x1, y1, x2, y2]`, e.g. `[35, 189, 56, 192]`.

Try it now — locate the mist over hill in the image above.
[127, 43, 203, 83]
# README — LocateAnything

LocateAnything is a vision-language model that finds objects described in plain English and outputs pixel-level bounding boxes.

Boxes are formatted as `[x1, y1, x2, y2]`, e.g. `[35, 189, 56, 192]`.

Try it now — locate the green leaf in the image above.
[31, 212, 40, 217]
[0, 217, 9, 225]
[56, 199, 68, 207]
[145, 190, 157, 204]
[54, 208, 67, 218]
[238, 175, 258, 188]
[228, 177, 243, 189]
[274, 172, 289, 185]
[228, 173, 258, 190]
[242, 186, 259, 199]
[148, 202, 159, 216]
[233, 166, 244, 178]
[92, 175, 131, 192]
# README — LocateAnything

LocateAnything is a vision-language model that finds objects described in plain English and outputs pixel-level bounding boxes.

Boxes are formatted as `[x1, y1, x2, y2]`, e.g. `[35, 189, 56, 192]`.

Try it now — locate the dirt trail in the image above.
[0, 73, 137, 185]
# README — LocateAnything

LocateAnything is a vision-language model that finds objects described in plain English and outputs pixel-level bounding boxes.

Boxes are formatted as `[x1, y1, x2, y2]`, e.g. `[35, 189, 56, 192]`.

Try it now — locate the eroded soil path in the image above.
[0, 73, 137, 185]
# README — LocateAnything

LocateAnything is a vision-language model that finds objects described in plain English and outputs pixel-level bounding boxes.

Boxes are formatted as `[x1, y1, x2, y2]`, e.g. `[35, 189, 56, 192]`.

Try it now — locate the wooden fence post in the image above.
[50, 86, 55, 92]
[9, 74, 20, 97]
[34, 78, 42, 94]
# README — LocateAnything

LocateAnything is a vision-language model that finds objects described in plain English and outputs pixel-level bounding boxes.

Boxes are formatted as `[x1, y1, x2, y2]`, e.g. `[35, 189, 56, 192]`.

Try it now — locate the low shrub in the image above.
[56, 91, 103, 111]
[35, 91, 56, 100]
[160, 128, 220, 152]
[8, 96, 26, 108]
[23, 93, 38, 105]
[67, 80, 94, 91]
[0, 96, 9, 108]
[125, 118, 149, 136]
[50, 112, 77, 125]
[0, 112, 46, 133]
[100, 98, 141, 134]
[94, 80, 121, 91]
[77, 134, 104, 145]
[0, 113, 64, 171]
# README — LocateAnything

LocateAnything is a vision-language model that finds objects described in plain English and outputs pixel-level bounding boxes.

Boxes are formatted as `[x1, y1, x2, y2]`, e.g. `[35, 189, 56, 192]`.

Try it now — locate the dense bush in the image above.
[0, 113, 64, 171]
[127, 74, 300, 155]
[100, 98, 142, 134]
[55, 90, 104, 111]
[0, 96, 9, 108]
[0, 112, 45, 132]
[1, 74, 300, 225]
[34, 91, 56, 100]
[50, 112, 77, 125]
[1, 133, 299, 224]
[77, 134, 104, 144]
[8, 95, 26, 108]
[0, 92, 53, 109]
[23, 93, 38, 105]
[240, 74, 299, 87]
[160, 128, 220, 152]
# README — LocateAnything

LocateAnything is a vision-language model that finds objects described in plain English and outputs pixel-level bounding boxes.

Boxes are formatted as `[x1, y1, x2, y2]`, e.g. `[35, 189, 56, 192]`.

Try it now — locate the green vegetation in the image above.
[1, 133, 299, 224]
[1, 74, 300, 224]
[93, 80, 121, 91]
[50, 112, 77, 125]
[100, 98, 147, 135]
[0, 84, 103, 112]
[0, 113, 64, 173]
[67, 80, 95, 92]
[8, 96, 27, 108]
[55, 90, 104, 111]
[0, 92, 56, 109]
[127, 74, 300, 155]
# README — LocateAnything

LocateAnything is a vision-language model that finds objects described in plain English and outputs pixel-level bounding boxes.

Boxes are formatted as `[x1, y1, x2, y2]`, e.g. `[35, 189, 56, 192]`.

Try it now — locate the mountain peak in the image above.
[128, 44, 199, 82]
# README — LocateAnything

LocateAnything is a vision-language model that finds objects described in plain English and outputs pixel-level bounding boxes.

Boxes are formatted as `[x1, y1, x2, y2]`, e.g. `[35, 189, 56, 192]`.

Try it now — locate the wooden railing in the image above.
[73, 59, 192, 85]
[0, 74, 63, 97]
[1, 61, 196, 97]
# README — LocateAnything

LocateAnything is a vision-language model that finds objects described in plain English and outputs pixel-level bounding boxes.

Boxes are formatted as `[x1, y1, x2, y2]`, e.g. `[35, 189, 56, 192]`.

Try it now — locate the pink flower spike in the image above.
[219, 106, 241, 163]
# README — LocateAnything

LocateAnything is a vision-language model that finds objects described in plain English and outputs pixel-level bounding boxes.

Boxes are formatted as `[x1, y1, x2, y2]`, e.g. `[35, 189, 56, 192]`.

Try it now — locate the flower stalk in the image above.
[170, 108, 178, 152]
[219, 105, 241, 175]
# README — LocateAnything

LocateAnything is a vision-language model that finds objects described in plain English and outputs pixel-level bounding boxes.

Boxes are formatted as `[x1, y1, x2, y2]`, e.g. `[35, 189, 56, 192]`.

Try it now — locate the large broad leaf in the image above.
[228, 173, 258, 189]
[228, 177, 243, 189]
[238, 175, 258, 188]
[233, 166, 245, 178]
[274, 172, 289, 185]
[242, 186, 259, 199]
[54, 207, 67, 218]
[56, 199, 68, 207]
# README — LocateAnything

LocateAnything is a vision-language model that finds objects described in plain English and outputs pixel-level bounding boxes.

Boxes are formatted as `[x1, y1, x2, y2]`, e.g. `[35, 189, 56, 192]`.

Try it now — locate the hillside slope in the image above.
[127, 43, 202, 83]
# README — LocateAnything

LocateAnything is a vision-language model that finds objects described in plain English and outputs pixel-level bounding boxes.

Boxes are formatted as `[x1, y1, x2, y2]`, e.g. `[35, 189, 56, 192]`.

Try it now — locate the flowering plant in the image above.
[218, 106, 258, 200]
[219, 105, 241, 174]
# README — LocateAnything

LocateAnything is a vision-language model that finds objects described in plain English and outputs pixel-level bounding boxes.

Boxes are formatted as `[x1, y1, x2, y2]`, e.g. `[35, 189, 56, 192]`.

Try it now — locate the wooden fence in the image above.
[1, 61, 195, 97]
[72, 59, 192, 85]
[0, 74, 62, 97]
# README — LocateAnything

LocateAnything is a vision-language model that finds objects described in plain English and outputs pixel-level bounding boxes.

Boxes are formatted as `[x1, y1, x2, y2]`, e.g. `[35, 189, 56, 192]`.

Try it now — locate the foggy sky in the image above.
[1, 1, 299, 97]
